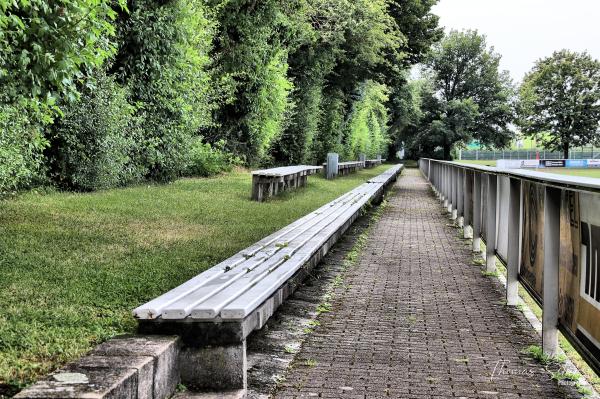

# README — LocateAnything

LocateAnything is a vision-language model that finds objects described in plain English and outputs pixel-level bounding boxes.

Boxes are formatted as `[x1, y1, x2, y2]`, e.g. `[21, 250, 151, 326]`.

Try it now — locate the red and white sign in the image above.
[588, 159, 600, 168]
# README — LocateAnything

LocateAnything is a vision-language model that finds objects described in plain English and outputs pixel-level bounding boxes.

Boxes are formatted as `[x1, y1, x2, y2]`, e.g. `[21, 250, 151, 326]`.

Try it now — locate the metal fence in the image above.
[460, 149, 600, 160]
[419, 158, 600, 375]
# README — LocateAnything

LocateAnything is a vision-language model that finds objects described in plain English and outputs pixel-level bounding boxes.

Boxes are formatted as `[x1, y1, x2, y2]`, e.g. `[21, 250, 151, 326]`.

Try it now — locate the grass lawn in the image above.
[456, 160, 600, 178]
[536, 168, 600, 178]
[0, 165, 391, 394]
[454, 159, 497, 166]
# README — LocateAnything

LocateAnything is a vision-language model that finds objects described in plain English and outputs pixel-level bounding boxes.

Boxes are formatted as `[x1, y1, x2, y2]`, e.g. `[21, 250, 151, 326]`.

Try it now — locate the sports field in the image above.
[456, 160, 600, 178]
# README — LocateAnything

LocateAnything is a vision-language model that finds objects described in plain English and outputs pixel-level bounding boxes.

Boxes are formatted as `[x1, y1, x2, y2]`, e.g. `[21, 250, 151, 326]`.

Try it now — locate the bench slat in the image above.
[140, 185, 371, 320]
[252, 165, 322, 177]
[133, 189, 357, 319]
[188, 186, 375, 319]
[219, 183, 382, 319]
[162, 185, 372, 319]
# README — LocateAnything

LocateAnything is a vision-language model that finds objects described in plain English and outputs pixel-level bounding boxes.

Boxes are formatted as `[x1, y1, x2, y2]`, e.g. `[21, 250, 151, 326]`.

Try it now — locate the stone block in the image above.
[179, 341, 247, 391]
[92, 336, 181, 399]
[15, 363, 139, 399]
[172, 389, 245, 399]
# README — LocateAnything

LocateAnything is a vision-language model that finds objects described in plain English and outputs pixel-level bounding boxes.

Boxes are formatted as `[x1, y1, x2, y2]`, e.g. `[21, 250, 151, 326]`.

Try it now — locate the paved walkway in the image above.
[275, 169, 575, 399]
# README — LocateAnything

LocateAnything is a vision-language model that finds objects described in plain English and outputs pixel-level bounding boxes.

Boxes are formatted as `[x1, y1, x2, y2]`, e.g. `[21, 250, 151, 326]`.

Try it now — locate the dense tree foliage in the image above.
[0, 0, 126, 194]
[388, 78, 425, 156]
[400, 30, 515, 160]
[518, 50, 600, 158]
[1, 0, 442, 195]
[345, 81, 390, 159]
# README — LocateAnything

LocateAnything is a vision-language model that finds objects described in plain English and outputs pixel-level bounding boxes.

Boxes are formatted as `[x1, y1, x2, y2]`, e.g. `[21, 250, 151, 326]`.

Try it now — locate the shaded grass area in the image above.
[0, 165, 391, 393]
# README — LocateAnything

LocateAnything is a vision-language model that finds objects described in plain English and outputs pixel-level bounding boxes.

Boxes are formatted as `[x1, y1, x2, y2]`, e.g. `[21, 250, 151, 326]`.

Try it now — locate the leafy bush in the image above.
[0, 0, 126, 197]
[273, 77, 325, 165]
[185, 139, 241, 177]
[48, 73, 142, 191]
[0, 104, 48, 197]
[0, 0, 125, 110]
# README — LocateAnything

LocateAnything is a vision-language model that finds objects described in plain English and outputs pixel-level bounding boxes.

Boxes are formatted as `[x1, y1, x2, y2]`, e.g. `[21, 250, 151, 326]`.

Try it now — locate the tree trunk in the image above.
[563, 142, 569, 159]
[443, 143, 451, 160]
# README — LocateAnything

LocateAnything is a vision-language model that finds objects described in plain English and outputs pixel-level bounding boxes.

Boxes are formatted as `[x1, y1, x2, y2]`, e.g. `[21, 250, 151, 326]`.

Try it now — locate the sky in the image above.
[431, 0, 600, 83]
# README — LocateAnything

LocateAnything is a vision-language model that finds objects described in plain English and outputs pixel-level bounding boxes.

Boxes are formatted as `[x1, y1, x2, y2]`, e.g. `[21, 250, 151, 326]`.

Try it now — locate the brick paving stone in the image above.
[274, 169, 578, 399]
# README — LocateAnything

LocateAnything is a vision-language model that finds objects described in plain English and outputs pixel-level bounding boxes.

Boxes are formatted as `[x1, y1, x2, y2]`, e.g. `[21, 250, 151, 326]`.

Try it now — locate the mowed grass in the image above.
[454, 159, 497, 166]
[0, 165, 391, 393]
[456, 160, 600, 178]
[536, 168, 600, 178]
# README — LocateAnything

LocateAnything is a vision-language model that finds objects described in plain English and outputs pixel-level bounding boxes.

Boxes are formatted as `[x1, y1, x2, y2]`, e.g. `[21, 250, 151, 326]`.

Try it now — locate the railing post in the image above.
[427, 160, 431, 181]
[446, 165, 451, 210]
[431, 163, 436, 193]
[506, 178, 522, 306]
[542, 186, 561, 356]
[450, 166, 456, 216]
[485, 174, 497, 272]
[428, 161, 437, 193]
[457, 168, 464, 227]
[463, 170, 472, 238]
[443, 166, 448, 207]
[473, 172, 482, 252]
[453, 167, 458, 219]
[438, 164, 442, 199]
[435, 163, 439, 196]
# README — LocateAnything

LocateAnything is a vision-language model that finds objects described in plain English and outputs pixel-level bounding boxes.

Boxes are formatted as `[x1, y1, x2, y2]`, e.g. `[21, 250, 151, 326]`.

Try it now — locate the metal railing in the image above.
[460, 149, 600, 160]
[419, 158, 600, 374]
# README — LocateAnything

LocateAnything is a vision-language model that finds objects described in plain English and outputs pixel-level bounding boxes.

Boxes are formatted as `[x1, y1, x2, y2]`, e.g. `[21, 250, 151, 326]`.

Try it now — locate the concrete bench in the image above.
[322, 160, 364, 177]
[132, 165, 403, 395]
[251, 165, 322, 202]
[365, 158, 386, 168]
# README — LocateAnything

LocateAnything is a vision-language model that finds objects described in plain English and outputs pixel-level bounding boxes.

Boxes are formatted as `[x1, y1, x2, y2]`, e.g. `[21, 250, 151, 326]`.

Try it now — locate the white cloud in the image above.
[432, 0, 600, 83]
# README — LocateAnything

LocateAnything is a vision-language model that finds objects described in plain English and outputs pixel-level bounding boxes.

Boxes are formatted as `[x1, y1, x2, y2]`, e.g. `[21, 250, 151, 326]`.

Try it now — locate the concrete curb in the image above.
[16, 336, 181, 399]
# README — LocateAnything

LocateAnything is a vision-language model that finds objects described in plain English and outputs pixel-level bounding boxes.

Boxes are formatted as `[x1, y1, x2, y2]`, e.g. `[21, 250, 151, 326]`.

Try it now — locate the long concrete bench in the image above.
[133, 165, 403, 394]
[251, 165, 322, 202]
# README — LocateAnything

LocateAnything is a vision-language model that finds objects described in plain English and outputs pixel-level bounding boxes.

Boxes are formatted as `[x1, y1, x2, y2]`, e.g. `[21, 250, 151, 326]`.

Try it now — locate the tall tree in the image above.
[110, 0, 215, 181]
[382, 0, 442, 159]
[518, 50, 600, 159]
[270, 0, 349, 164]
[388, 78, 425, 157]
[414, 30, 514, 159]
[202, 0, 297, 165]
[387, 0, 443, 68]
[274, 0, 442, 165]
[275, 0, 402, 164]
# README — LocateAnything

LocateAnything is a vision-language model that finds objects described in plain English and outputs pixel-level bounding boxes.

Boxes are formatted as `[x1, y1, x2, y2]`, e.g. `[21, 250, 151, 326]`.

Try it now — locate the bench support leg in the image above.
[251, 176, 260, 201]
[180, 340, 247, 391]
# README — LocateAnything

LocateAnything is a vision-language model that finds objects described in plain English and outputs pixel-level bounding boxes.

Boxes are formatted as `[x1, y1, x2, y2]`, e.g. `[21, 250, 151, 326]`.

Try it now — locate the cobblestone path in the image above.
[274, 168, 575, 399]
